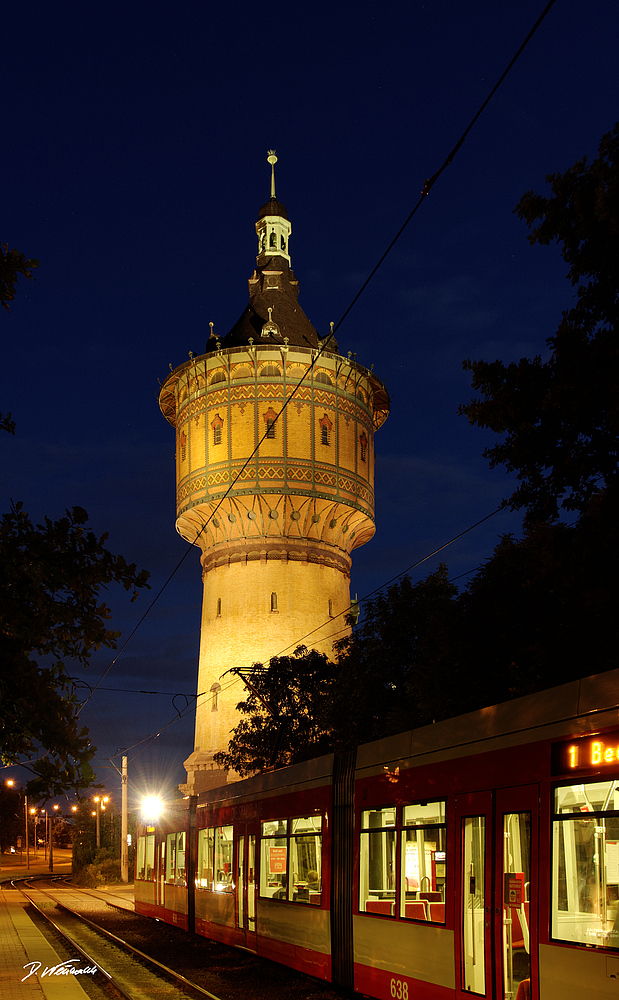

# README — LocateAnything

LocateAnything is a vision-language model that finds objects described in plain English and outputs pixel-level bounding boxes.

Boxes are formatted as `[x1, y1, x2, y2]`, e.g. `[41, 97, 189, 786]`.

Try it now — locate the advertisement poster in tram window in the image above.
[269, 847, 286, 873]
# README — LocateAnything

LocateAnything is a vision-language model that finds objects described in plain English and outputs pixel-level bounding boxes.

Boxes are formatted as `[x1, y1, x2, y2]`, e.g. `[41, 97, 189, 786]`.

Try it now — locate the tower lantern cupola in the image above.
[256, 151, 292, 265]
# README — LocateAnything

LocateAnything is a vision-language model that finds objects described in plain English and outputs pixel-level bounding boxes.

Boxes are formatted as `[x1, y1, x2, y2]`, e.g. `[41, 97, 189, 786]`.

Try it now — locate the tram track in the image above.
[14, 877, 222, 1000]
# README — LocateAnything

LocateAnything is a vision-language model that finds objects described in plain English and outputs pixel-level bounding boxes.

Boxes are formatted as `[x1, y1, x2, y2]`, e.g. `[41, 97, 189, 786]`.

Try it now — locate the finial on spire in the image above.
[267, 150, 277, 199]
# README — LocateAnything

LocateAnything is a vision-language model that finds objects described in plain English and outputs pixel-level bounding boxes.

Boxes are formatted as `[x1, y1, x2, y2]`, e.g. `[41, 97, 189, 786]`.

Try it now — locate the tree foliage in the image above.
[331, 565, 462, 748]
[1, 242, 39, 313]
[459, 122, 619, 527]
[213, 647, 336, 775]
[458, 511, 619, 705]
[0, 502, 150, 798]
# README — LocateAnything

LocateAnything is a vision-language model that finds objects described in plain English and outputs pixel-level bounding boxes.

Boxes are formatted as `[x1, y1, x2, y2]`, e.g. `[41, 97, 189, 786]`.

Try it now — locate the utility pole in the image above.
[121, 756, 129, 883]
[24, 795, 29, 871]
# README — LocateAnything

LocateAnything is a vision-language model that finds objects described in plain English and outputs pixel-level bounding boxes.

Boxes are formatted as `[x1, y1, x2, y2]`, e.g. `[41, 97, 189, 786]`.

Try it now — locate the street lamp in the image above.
[49, 804, 59, 872]
[141, 795, 163, 823]
[4, 779, 30, 869]
[30, 809, 37, 860]
[93, 795, 109, 849]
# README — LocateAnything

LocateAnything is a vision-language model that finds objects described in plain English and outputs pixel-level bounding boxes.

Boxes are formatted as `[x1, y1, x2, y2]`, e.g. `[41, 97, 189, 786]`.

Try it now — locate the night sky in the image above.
[3, 0, 618, 810]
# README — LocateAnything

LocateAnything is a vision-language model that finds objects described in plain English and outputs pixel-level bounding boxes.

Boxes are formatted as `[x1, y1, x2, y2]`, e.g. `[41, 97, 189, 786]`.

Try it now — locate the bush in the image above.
[72, 848, 122, 886]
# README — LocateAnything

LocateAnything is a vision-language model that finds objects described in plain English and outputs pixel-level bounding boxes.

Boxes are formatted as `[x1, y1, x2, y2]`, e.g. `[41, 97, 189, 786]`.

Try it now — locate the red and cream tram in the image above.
[135, 666, 619, 1000]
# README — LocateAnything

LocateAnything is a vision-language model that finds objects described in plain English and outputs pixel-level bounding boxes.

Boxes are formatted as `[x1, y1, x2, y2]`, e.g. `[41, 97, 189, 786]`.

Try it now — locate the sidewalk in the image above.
[0, 849, 135, 997]
[0, 882, 90, 1000]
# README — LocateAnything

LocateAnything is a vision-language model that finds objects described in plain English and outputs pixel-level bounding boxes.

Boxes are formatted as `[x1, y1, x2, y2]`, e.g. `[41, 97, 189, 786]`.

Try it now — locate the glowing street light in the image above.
[93, 795, 109, 849]
[141, 795, 163, 823]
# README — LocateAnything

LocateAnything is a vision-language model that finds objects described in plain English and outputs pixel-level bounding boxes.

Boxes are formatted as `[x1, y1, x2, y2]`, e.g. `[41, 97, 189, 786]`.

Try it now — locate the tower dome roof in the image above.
[204, 152, 339, 354]
[258, 197, 288, 220]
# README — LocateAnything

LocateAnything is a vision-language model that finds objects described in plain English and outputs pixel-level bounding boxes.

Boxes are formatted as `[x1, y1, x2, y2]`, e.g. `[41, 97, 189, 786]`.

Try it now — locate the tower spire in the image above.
[267, 150, 277, 199]
[256, 151, 291, 264]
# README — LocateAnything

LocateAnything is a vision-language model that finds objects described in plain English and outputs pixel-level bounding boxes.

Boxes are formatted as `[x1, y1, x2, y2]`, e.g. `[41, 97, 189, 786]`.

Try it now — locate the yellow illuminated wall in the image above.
[160, 342, 388, 793]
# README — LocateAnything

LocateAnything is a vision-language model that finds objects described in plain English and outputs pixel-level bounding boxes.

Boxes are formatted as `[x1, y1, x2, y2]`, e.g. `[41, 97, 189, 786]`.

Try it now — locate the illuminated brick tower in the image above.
[160, 154, 389, 793]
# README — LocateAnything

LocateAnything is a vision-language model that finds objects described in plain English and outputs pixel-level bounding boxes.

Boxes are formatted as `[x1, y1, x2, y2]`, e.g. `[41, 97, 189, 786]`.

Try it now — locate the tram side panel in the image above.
[350, 691, 619, 1000]
[135, 807, 190, 930]
[195, 764, 332, 981]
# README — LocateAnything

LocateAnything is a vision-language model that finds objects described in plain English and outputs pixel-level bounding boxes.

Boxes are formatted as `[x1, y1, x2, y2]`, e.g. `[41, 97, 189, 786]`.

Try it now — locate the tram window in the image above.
[259, 816, 323, 904]
[552, 779, 619, 949]
[166, 833, 176, 883]
[214, 826, 234, 892]
[360, 807, 397, 916]
[290, 816, 322, 904]
[137, 833, 155, 880]
[197, 827, 215, 889]
[260, 819, 288, 900]
[400, 800, 447, 922]
[166, 832, 186, 885]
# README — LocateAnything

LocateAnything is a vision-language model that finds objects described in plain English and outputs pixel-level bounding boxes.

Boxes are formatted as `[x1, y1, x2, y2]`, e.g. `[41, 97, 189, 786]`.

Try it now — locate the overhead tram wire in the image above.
[272, 505, 504, 658]
[81, 0, 556, 710]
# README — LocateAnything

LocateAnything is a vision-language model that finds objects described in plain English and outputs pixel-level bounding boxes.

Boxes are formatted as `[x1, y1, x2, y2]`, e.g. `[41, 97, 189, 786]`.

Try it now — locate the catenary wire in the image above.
[81, 0, 556, 711]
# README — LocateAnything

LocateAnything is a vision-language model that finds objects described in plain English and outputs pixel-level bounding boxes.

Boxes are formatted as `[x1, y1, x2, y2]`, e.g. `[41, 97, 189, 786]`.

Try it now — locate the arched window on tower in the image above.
[210, 683, 221, 712]
[270, 231, 276, 248]
[360, 432, 368, 462]
[212, 414, 224, 445]
[260, 363, 281, 377]
[319, 413, 333, 446]
[264, 407, 278, 439]
[280, 235, 286, 251]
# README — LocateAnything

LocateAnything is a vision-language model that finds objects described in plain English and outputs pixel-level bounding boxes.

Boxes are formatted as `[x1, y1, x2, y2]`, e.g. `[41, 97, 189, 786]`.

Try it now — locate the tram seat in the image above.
[404, 901, 428, 920]
[515, 979, 531, 1000]
[366, 899, 394, 915]
[309, 892, 321, 905]
[420, 891, 442, 902]
[429, 902, 445, 922]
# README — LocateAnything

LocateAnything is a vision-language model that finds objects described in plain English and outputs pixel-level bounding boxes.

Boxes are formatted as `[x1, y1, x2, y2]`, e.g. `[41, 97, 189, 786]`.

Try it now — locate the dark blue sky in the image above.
[3, 0, 618, 807]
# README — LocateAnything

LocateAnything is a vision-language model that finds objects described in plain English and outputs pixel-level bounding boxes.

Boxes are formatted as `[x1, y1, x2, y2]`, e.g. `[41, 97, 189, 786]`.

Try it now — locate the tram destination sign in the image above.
[552, 733, 619, 775]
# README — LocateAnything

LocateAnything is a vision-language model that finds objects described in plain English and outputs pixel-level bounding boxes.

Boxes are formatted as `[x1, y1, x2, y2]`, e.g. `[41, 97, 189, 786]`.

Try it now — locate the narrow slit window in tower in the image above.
[321, 425, 330, 446]
[266, 418, 275, 439]
[217, 597, 222, 617]
[213, 425, 222, 445]
[271, 592, 278, 612]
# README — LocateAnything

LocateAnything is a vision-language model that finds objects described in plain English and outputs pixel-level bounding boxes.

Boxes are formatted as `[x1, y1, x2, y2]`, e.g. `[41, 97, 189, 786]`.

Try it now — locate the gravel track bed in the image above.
[75, 904, 352, 1000]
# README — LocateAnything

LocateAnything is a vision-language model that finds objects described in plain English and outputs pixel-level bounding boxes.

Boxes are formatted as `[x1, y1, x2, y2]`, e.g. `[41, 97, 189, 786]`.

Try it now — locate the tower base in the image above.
[179, 749, 244, 796]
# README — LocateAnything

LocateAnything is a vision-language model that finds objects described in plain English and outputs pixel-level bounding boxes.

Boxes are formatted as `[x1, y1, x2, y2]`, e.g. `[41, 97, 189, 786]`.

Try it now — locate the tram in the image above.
[135, 666, 619, 999]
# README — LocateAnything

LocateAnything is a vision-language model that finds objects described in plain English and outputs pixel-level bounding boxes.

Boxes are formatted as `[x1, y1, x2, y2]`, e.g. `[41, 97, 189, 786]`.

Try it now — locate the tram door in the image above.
[235, 826, 258, 951]
[455, 791, 493, 1000]
[455, 786, 538, 1000]
[157, 840, 165, 907]
[495, 785, 538, 1000]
